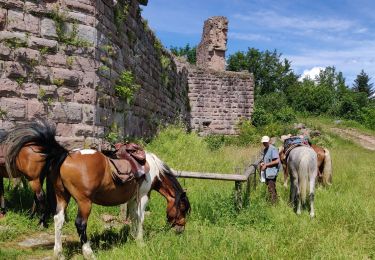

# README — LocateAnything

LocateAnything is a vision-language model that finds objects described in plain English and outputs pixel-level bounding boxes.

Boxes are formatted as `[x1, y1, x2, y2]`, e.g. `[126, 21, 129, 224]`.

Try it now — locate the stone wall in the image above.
[196, 16, 228, 72]
[176, 59, 254, 135]
[0, 0, 189, 148]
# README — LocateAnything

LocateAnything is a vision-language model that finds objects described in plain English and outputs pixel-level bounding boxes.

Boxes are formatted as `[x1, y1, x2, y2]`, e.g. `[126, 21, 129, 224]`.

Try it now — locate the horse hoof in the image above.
[82, 242, 96, 260]
[53, 252, 65, 260]
[0, 212, 5, 219]
[310, 213, 315, 219]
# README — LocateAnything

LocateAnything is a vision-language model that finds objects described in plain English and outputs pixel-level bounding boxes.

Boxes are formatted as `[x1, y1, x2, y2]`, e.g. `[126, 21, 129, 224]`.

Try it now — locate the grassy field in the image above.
[0, 124, 374, 259]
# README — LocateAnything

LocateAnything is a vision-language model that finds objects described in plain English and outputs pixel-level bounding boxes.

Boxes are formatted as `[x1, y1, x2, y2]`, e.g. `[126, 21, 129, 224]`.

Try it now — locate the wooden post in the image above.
[244, 178, 251, 207]
[234, 181, 243, 211]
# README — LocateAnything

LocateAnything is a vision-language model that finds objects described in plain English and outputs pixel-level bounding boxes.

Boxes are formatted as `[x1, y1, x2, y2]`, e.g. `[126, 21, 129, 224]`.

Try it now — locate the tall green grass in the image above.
[0, 125, 374, 259]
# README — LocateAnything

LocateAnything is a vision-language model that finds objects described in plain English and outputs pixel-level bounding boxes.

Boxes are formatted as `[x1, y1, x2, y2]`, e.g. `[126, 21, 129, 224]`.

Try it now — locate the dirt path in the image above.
[330, 127, 375, 151]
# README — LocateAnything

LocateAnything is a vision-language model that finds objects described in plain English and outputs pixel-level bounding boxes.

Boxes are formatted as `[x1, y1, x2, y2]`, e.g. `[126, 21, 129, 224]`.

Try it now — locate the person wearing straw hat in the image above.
[260, 135, 280, 204]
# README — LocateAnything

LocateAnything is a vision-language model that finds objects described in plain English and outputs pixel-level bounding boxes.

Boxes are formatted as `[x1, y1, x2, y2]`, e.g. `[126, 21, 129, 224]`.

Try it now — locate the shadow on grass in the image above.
[63, 225, 131, 259]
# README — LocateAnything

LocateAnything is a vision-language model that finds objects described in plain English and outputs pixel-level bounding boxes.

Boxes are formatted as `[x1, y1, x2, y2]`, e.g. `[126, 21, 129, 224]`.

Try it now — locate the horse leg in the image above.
[128, 194, 149, 243]
[0, 177, 5, 217]
[75, 200, 95, 260]
[283, 165, 288, 188]
[29, 179, 47, 227]
[309, 177, 316, 218]
[53, 191, 70, 259]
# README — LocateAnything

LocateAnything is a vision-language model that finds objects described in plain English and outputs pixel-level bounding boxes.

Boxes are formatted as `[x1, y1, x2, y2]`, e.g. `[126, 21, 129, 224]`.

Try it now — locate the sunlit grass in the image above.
[0, 125, 374, 259]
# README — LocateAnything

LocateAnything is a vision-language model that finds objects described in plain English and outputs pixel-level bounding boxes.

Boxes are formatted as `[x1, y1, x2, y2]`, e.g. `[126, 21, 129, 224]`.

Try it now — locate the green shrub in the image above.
[274, 106, 297, 123]
[251, 107, 272, 127]
[114, 70, 140, 104]
[359, 106, 375, 129]
[236, 120, 259, 146]
[204, 135, 226, 151]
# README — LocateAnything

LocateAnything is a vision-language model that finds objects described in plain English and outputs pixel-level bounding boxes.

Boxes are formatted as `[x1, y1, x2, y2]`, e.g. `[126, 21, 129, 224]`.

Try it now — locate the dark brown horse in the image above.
[6, 121, 190, 259]
[3, 121, 57, 225]
[279, 144, 332, 187]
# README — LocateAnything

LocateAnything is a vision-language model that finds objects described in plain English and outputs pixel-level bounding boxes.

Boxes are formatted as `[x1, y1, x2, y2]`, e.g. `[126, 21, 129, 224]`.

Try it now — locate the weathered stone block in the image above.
[56, 123, 73, 136]
[73, 124, 94, 137]
[0, 8, 6, 30]
[41, 18, 57, 38]
[7, 10, 39, 34]
[74, 87, 96, 104]
[21, 83, 39, 97]
[57, 87, 74, 102]
[0, 97, 26, 119]
[26, 99, 46, 119]
[14, 48, 40, 63]
[0, 43, 12, 60]
[45, 54, 68, 67]
[51, 68, 81, 87]
[65, 0, 95, 14]
[34, 66, 52, 84]
[4, 61, 27, 78]
[0, 0, 24, 9]
[52, 102, 82, 123]
[0, 79, 18, 97]
[56, 136, 85, 150]
[0, 31, 27, 42]
[82, 104, 95, 124]
[28, 36, 58, 51]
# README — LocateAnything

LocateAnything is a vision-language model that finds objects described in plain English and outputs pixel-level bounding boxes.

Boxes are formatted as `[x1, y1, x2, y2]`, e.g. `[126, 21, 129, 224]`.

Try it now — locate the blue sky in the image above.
[142, 0, 375, 85]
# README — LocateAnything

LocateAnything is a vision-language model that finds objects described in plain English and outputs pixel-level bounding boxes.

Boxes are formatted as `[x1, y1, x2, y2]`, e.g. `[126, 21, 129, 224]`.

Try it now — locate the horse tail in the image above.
[5, 120, 68, 181]
[322, 148, 333, 185]
[298, 154, 310, 206]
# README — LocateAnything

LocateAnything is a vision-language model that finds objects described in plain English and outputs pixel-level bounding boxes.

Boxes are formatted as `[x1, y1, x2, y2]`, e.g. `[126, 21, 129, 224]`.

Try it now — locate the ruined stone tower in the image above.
[196, 16, 228, 71]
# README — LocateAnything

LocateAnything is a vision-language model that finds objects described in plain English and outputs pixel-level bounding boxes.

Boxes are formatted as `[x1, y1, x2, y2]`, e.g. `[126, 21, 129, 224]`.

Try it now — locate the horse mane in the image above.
[148, 153, 191, 214]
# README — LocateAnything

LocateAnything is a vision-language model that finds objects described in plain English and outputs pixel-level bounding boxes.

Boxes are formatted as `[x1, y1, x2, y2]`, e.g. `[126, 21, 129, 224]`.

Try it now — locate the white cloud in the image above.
[299, 67, 324, 81]
[287, 42, 375, 85]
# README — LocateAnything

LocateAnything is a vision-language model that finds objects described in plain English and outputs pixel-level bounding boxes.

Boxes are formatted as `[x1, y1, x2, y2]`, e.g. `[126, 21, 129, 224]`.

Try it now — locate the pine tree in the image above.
[353, 70, 374, 99]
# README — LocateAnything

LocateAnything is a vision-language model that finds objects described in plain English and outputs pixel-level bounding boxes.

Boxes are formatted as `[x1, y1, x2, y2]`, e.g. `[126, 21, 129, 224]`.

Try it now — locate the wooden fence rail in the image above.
[172, 157, 262, 210]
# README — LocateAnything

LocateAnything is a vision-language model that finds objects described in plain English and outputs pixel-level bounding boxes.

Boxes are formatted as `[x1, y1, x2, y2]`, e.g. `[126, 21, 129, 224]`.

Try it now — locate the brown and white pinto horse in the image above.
[279, 144, 332, 187]
[49, 149, 190, 259]
[4, 121, 58, 225]
[6, 121, 190, 259]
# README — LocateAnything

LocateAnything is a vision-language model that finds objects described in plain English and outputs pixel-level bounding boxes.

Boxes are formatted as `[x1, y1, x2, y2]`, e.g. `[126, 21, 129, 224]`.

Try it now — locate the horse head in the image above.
[166, 188, 190, 233]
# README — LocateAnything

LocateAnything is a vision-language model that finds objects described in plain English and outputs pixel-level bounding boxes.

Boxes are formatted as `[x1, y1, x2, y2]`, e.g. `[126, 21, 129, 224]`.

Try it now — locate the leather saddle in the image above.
[107, 143, 150, 185]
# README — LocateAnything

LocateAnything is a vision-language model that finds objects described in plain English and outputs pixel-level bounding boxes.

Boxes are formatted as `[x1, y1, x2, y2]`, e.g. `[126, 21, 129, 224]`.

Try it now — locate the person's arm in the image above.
[261, 148, 280, 170]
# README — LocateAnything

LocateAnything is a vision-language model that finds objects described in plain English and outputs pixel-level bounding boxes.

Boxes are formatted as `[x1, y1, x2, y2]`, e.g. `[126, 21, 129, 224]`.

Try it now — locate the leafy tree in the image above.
[227, 48, 298, 96]
[353, 70, 374, 99]
[170, 44, 196, 64]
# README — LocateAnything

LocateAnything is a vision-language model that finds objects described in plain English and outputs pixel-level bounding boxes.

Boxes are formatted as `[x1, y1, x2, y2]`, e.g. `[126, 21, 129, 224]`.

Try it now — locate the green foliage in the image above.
[358, 106, 375, 129]
[227, 48, 298, 96]
[66, 56, 74, 67]
[105, 123, 122, 144]
[251, 107, 273, 127]
[114, 70, 141, 104]
[15, 77, 25, 87]
[52, 78, 64, 86]
[153, 39, 163, 57]
[170, 44, 197, 64]
[100, 45, 116, 57]
[50, 7, 91, 47]
[353, 69, 374, 99]
[0, 108, 7, 119]
[3, 38, 28, 49]
[37, 88, 47, 101]
[114, 0, 130, 30]
[236, 120, 260, 146]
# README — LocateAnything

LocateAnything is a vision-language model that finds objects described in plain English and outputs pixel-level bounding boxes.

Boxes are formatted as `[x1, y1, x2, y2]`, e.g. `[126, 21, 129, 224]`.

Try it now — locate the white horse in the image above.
[287, 146, 318, 218]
